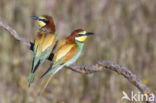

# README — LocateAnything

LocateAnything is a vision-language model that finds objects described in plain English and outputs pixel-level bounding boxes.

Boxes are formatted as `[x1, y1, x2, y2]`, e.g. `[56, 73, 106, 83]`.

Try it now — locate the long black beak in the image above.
[31, 16, 39, 20]
[85, 32, 94, 36]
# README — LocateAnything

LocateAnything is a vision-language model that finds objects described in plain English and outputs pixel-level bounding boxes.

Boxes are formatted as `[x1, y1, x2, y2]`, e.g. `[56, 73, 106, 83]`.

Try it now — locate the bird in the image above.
[39, 29, 94, 93]
[27, 15, 57, 87]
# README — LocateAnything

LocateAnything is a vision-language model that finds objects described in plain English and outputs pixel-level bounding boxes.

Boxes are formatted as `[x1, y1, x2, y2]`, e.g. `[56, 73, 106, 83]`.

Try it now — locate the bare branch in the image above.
[67, 61, 156, 102]
[0, 20, 155, 103]
[0, 21, 31, 47]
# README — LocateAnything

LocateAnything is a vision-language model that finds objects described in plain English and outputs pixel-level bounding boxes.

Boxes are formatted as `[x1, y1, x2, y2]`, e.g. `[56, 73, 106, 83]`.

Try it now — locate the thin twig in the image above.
[0, 20, 155, 103]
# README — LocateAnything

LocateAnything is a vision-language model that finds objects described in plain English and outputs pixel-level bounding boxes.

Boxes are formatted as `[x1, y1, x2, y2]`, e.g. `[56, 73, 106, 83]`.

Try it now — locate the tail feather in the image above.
[39, 72, 54, 95]
[39, 65, 63, 94]
[27, 59, 40, 87]
[40, 64, 53, 78]
[31, 58, 34, 72]
[32, 60, 40, 73]
[27, 73, 35, 87]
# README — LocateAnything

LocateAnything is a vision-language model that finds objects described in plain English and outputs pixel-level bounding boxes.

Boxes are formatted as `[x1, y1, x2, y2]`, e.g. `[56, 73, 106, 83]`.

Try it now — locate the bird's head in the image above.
[70, 29, 94, 43]
[31, 15, 55, 32]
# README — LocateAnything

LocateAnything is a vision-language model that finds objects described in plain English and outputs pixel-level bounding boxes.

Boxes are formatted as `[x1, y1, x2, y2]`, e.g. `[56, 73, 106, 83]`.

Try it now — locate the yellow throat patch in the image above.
[75, 36, 87, 42]
[38, 21, 46, 27]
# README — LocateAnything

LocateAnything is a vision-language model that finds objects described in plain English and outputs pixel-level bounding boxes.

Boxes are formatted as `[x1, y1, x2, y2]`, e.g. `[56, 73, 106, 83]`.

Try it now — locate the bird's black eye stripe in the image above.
[39, 19, 49, 24]
[75, 34, 84, 37]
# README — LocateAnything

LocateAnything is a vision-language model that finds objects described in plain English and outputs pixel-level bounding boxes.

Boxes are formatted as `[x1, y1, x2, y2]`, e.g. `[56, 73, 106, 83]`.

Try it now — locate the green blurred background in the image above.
[0, 0, 156, 103]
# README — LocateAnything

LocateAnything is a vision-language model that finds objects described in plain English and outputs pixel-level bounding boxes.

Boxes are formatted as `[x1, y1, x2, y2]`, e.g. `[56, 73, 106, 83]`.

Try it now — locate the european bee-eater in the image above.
[27, 15, 57, 87]
[39, 29, 94, 93]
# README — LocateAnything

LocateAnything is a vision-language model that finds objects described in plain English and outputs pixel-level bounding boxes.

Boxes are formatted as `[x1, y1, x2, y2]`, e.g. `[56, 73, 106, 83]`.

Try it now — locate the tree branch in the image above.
[0, 20, 155, 103]
[0, 21, 31, 46]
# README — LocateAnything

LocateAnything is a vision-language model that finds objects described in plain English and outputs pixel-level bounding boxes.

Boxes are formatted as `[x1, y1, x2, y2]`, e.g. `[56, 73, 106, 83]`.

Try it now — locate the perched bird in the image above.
[39, 29, 94, 93]
[27, 15, 57, 87]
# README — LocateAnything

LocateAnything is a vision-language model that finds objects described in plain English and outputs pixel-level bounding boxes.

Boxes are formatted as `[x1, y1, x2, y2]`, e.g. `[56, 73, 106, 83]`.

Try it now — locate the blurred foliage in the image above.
[0, 0, 156, 103]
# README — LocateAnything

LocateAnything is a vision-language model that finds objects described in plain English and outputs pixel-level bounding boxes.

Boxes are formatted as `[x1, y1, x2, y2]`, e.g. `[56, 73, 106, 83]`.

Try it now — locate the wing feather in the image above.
[42, 34, 56, 52]
[63, 45, 79, 63]
[53, 44, 75, 62]
[34, 32, 45, 56]
[34, 32, 56, 56]
[55, 39, 67, 51]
